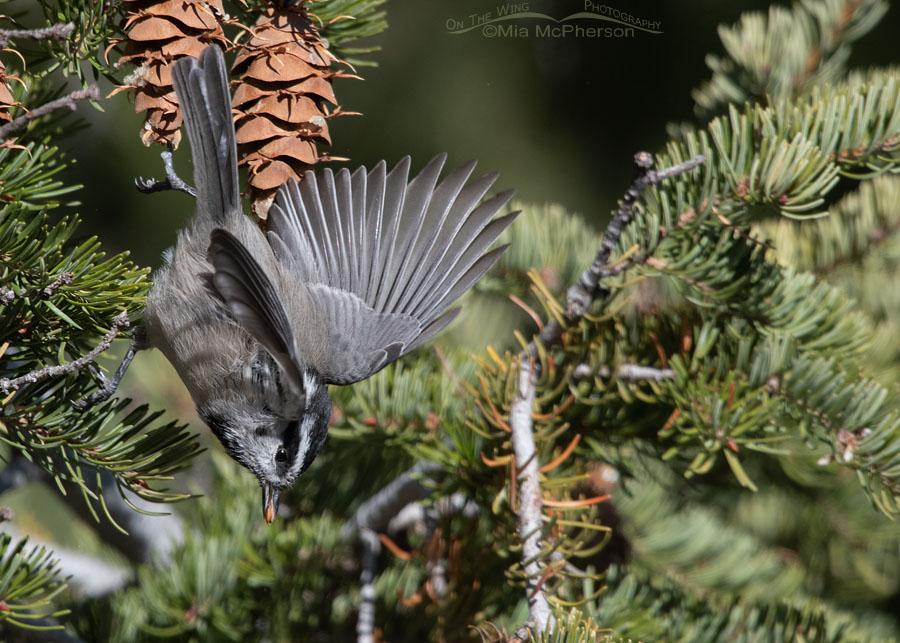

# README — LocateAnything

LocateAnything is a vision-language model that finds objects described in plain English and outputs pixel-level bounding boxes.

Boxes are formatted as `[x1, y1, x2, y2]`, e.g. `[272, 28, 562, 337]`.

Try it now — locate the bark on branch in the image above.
[0, 85, 100, 143]
[511, 151, 705, 635]
[0, 311, 129, 393]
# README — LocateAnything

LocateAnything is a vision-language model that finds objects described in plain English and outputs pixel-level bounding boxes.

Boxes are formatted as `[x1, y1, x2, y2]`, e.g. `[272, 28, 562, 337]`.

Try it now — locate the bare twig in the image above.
[573, 362, 675, 381]
[0, 22, 74, 49]
[529, 153, 705, 360]
[344, 468, 475, 624]
[136, 146, 197, 197]
[341, 460, 442, 541]
[0, 85, 100, 142]
[386, 492, 476, 535]
[356, 529, 381, 643]
[568, 152, 706, 320]
[0, 272, 75, 305]
[510, 625, 533, 642]
[510, 152, 705, 634]
[510, 357, 553, 630]
[427, 555, 448, 600]
[613, 363, 674, 381]
[0, 311, 129, 393]
[74, 326, 147, 409]
[42, 272, 74, 297]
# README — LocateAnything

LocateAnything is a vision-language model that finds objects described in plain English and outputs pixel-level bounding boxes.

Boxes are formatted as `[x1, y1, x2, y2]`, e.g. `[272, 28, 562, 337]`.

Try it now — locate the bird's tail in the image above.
[171, 45, 241, 224]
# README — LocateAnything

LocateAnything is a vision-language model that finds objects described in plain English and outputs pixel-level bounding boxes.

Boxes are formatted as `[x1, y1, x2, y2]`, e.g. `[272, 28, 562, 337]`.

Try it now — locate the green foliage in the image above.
[72, 454, 424, 641]
[0, 533, 68, 630]
[0, 143, 78, 210]
[7, 0, 900, 641]
[436, 1, 900, 638]
[0, 201, 201, 515]
[308, 0, 389, 66]
[39, 0, 115, 83]
[0, 4, 206, 635]
[761, 173, 900, 382]
[576, 565, 893, 642]
[692, 0, 889, 116]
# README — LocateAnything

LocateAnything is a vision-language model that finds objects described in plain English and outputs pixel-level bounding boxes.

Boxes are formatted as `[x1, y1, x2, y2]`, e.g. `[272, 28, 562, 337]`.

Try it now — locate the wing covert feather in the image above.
[208, 229, 305, 401]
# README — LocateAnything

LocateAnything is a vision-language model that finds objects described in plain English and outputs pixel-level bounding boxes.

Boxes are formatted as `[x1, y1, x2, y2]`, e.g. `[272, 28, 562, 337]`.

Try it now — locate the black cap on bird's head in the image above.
[199, 368, 332, 525]
[255, 377, 332, 524]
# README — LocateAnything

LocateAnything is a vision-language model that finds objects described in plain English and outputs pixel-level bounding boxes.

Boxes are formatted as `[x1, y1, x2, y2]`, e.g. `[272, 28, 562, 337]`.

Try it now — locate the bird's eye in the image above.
[275, 447, 288, 463]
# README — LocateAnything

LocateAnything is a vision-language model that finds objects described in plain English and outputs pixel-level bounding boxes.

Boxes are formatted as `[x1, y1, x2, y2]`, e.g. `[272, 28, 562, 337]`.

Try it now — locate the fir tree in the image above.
[2, 1, 900, 642]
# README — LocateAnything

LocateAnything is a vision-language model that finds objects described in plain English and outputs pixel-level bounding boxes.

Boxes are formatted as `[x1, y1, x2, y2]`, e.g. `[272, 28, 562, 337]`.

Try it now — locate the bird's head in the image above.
[199, 368, 332, 523]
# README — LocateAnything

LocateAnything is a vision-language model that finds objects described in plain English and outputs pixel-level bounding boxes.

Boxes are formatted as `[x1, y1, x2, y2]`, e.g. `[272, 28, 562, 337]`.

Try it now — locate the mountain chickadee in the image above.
[139, 45, 517, 523]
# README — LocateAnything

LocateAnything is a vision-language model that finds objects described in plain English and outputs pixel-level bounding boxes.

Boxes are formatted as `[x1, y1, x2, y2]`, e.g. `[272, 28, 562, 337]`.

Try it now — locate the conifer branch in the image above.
[573, 363, 675, 381]
[510, 151, 704, 635]
[2, 525, 129, 598]
[0, 311, 129, 393]
[0, 85, 99, 142]
[0, 22, 74, 49]
[528, 152, 704, 357]
[0, 272, 74, 305]
[565, 152, 706, 319]
[341, 460, 442, 540]
[356, 528, 381, 643]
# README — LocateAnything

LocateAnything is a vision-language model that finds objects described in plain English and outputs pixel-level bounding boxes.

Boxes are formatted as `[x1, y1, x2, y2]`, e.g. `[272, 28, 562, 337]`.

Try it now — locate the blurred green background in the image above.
[15, 0, 900, 552]
[55, 0, 900, 458]
[65, 0, 813, 265]
[4, 0, 900, 634]
[64, 0, 900, 265]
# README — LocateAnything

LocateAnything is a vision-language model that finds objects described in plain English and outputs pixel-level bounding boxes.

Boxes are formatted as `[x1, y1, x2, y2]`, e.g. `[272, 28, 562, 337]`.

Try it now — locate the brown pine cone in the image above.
[116, 0, 229, 146]
[0, 59, 23, 125]
[232, 2, 353, 217]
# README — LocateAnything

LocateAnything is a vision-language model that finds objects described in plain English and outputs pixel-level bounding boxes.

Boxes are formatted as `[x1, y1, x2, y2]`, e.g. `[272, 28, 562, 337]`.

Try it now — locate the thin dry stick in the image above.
[0, 85, 100, 142]
[341, 460, 443, 541]
[0, 272, 75, 305]
[577, 363, 675, 381]
[0, 311, 129, 393]
[0, 22, 74, 49]
[356, 528, 381, 643]
[511, 151, 705, 635]
[510, 356, 549, 628]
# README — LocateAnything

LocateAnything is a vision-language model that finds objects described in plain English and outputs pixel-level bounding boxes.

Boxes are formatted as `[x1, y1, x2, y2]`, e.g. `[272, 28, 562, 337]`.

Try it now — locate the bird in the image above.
[140, 45, 518, 523]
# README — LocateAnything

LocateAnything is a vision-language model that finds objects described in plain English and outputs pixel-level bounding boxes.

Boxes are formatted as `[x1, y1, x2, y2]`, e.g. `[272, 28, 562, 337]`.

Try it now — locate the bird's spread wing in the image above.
[267, 154, 518, 384]
[304, 285, 421, 385]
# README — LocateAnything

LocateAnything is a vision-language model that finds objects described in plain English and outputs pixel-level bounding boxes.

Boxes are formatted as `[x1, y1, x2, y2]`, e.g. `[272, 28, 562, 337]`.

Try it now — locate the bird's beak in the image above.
[262, 483, 281, 525]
